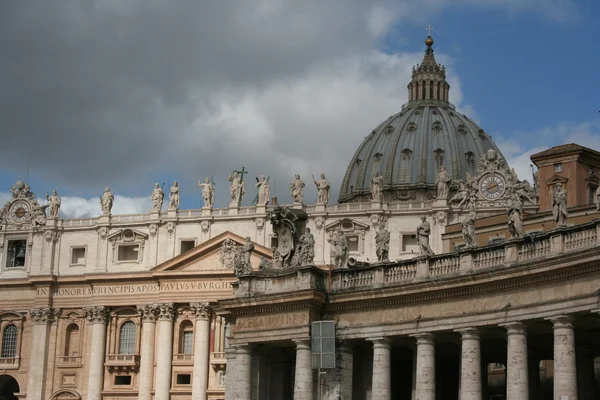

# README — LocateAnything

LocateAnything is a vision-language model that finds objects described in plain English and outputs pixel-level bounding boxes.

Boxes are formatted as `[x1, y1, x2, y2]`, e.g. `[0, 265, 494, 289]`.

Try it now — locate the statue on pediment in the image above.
[100, 187, 114, 215]
[169, 181, 180, 210]
[151, 183, 164, 212]
[417, 216, 435, 256]
[289, 175, 305, 204]
[328, 230, 349, 269]
[46, 190, 61, 218]
[552, 183, 568, 227]
[198, 178, 215, 208]
[239, 237, 254, 274]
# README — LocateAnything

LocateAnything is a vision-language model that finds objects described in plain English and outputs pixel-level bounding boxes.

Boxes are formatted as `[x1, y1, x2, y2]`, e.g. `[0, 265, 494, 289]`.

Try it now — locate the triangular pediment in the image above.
[545, 174, 568, 185]
[152, 231, 272, 272]
[585, 173, 599, 185]
[325, 218, 370, 233]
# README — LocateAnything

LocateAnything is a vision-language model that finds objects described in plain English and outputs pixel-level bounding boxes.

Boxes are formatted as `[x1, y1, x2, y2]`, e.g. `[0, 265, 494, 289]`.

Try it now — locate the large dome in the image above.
[339, 36, 505, 203]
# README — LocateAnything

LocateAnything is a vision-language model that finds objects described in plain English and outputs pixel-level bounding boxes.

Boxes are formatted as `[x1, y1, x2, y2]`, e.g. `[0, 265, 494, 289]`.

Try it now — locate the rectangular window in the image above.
[70, 247, 86, 265]
[176, 374, 191, 385]
[554, 163, 562, 172]
[182, 331, 193, 354]
[270, 236, 278, 249]
[180, 240, 195, 254]
[117, 245, 139, 262]
[347, 235, 359, 253]
[588, 185, 597, 205]
[6, 240, 27, 268]
[114, 376, 132, 385]
[401, 234, 419, 253]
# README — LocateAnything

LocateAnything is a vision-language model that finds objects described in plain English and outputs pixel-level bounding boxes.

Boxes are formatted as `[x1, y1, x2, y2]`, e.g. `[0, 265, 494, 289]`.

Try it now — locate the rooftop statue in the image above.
[436, 166, 451, 200]
[313, 173, 330, 204]
[375, 227, 390, 262]
[461, 204, 477, 248]
[228, 168, 247, 207]
[100, 187, 114, 215]
[168, 181, 180, 210]
[553, 183, 568, 227]
[371, 171, 383, 202]
[417, 216, 435, 256]
[198, 178, 215, 208]
[151, 183, 164, 212]
[45, 190, 61, 218]
[255, 175, 270, 206]
[508, 191, 524, 238]
[289, 175, 305, 204]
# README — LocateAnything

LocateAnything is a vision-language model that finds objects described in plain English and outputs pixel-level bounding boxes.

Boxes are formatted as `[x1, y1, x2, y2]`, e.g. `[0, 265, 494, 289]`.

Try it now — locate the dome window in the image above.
[374, 153, 383, 161]
[432, 121, 442, 133]
[432, 110, 438, 115]
[457, 125, 468, 135]
[355, 158, 362, 166]
[415, 110, 421, 115]
[449, 111, 454, 117]
[465, 151, 476, 171]
[433, 149, 445, 169]
[478, 129, 487, 139]
[407, 122, 417, 132]
[384, 125, 395, 135]
[401, 149, 413, 160]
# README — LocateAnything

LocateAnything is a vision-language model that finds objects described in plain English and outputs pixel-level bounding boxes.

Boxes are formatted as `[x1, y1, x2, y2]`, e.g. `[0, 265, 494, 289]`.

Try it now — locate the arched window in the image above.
[64, 323, 80, 357]
[1, 324, 17, 358]
[118, 321, 136, 355]
[179, 321, 194, 354]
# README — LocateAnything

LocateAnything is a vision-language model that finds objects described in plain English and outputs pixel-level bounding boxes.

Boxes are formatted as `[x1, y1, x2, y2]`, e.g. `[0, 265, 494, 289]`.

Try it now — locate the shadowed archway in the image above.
[0, 375, 19, 400]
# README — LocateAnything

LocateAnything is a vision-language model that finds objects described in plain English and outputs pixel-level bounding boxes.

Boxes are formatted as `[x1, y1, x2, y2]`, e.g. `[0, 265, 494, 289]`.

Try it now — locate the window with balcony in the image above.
[1, 324, 17, 358]
[6, 240, 26, 269]
[180, 321, 194, 354]
[117, 245, 139, 262]
[118, 321, 136, 355]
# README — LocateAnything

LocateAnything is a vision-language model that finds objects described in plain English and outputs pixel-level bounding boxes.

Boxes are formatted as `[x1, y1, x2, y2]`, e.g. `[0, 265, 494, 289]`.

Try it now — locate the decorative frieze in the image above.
[190, 302, 212, 320]
[29, 307, 61, 324]
[156, 303, 175, 320]
[137, 304, 159, 322]
[44, 230, 61, 243]
[83, 306, 109, 324]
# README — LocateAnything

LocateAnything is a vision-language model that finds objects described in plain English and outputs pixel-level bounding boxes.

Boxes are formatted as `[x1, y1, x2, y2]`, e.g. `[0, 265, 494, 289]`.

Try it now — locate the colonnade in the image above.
[24, 303, 214, 400]
[226, 314, 598, 400]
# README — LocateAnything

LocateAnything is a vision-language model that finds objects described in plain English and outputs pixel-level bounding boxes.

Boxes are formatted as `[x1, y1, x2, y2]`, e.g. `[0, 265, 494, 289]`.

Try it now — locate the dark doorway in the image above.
[0, 375, 19, 400]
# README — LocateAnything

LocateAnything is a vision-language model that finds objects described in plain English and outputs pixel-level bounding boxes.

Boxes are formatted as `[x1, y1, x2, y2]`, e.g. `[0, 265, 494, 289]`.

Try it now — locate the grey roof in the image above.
[338, 100, 505, 202]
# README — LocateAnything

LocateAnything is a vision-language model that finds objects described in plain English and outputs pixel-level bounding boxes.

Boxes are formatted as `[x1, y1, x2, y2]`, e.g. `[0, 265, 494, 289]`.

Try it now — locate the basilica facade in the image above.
[0, 35, 596, 400]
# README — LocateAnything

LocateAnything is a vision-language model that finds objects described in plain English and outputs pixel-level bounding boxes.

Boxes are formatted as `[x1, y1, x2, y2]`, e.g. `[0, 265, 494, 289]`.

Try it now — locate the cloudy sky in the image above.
[0, 0, 598, 217]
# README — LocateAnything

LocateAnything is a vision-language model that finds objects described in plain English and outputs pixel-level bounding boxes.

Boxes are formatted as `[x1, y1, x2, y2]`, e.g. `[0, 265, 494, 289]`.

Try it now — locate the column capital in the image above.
[369, 337, 391, 349]
[234, 343, 253, 355]
[137, 304, 159, 323]
[155, 303, 175, 321]
[83, 306, 108, 324]
[457, 328, 480, 340]
[411, 332, 435, 345]
[501, 321, 527, 335]
[293, 339, 311, 350]
[29, 307, 61, 325]
[190, 302, 212, 321]
[547, 315, 573, 329]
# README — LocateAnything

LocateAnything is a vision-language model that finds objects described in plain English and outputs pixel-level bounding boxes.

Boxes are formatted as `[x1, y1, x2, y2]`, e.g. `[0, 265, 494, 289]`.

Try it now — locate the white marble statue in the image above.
[508, 194, 523, 238]
[151, 183, 164, 212]
[255, 175, 270, 206]
[328, 230, 348, 269]
[289, 175, 305, 204]
[239, 237, 254, 274]
[313, 173, 330, 204]
[169, 181, 180, 210]
[595, 185, 600, 212]
[45, 190, 61, 218]
[198, 178, 215, 208]
[371, 171, 383, 202]
[298, 228, 315, 266]
[553, 183, 568, 227]
[417, 216, 435, 256]
[436, 166, 451, 199]
[462, 206, 477, 248]
[100, 187, 114, 215]
[228, 170, 245, 207]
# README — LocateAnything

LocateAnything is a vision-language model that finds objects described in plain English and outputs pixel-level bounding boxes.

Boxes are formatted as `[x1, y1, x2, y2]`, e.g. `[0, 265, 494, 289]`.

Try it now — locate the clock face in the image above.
[478, 173, 506, 200]
[10, 200, 31, 224]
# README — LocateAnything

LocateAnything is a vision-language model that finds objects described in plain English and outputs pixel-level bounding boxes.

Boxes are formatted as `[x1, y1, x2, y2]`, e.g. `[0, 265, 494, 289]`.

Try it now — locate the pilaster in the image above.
[83, 306, 109, 400]
[155, 303, 176, 400]
[137, 304, 159, 400]
[191, 303, 212, 400]
[26, 307, 60, 400]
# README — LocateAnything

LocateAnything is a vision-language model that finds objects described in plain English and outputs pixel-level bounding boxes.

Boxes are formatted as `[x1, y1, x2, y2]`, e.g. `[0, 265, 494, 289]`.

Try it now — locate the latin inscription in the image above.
[235, 313, 309, 331]
[36, 281, 233, 297]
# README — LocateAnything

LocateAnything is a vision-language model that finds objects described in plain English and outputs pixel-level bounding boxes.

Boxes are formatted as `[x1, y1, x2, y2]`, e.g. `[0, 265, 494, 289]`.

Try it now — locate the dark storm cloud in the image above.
[0, 1, 377, 192]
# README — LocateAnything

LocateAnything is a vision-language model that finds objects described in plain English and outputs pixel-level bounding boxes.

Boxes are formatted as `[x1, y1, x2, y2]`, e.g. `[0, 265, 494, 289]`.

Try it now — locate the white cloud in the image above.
[497, 121, 600, 182]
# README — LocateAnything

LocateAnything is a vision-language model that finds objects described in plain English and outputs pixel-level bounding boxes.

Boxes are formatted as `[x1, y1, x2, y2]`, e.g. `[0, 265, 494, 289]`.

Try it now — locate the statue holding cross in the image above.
[228, 167, 247, 207]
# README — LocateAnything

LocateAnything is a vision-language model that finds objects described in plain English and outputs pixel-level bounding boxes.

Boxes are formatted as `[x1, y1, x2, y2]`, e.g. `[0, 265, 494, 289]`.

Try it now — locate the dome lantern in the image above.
[407, 33, 450, 103]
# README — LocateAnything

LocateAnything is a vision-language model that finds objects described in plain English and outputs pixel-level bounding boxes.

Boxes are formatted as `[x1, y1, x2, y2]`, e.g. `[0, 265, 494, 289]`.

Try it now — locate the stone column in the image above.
[458, 329, 481, 400]
[551, 315, 577, 400]
[504, 322, 529, 400]
[370, 338, 391, 400]
[25, 307, 60, 400]
[137, 304, 159, 400]
[83, 306, 108, 400]
[224, 347, 237, 400]
[155, 303, 175, 400]
[191, 303, 212, 400]
[293, 339, 313, 400]
[414, 333, 436, 400]
[234, 345, 252, 400]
